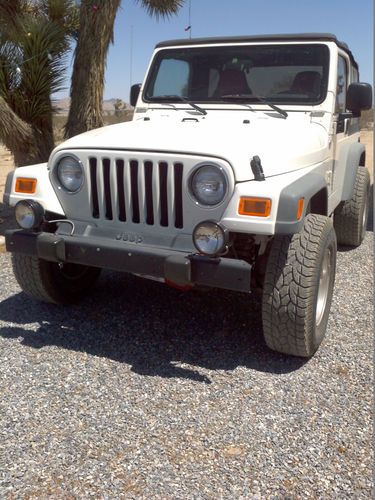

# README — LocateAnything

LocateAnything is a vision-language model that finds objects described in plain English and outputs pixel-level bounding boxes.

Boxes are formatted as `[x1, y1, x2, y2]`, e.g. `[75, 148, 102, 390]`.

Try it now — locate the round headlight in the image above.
[15, 200, 44, 229]
[56, 156, 83, 192]
[193, 221, 228, 256]
[191, 165, 227, 206]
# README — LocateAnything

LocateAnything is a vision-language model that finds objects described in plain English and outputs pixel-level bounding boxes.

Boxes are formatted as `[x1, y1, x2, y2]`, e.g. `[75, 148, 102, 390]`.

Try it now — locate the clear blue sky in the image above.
[59, 0, 373, 101]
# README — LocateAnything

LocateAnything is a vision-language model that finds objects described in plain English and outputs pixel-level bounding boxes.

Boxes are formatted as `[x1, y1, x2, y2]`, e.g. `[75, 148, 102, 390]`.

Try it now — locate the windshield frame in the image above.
[142, 42, 331, 107]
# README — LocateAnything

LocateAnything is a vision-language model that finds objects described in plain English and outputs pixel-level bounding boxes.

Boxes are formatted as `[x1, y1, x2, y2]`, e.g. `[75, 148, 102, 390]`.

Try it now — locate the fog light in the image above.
[15, 200, 44, 229]
[193, 221, 228, 256]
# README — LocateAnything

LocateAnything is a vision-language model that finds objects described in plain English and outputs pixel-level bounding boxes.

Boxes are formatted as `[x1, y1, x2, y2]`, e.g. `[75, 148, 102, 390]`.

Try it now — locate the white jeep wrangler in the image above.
[3, 33, 372, 357]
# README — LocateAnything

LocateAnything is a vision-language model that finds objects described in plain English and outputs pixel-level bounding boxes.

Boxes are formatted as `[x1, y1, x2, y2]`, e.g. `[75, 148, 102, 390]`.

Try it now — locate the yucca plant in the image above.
[0, 0, 78, 166]
[65, 0, 185, 139]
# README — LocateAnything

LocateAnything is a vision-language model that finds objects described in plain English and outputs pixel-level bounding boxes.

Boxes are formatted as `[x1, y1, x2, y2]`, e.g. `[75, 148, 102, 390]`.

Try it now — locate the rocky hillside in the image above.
[53, 97, 131, 115]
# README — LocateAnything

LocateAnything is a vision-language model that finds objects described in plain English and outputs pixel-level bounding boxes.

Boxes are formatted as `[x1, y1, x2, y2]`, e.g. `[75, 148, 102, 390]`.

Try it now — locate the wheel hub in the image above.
[316, 248, 331, 326]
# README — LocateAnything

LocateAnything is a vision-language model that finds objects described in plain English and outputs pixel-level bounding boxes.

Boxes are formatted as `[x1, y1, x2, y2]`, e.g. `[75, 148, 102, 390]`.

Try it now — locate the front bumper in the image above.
[5, 229, 252, 293]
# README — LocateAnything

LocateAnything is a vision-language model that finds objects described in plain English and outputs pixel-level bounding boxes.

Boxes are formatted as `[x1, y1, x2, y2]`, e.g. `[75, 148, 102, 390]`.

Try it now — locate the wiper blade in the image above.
[221, 94, 288, 119]
[149, 95, 207, 115]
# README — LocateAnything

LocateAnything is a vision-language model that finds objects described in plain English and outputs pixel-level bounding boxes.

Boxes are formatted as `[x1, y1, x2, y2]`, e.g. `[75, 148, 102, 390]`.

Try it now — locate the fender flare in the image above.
[341, 142, 365, 201]
[3, 170, 14, 205]
[275, 172, 328, 234]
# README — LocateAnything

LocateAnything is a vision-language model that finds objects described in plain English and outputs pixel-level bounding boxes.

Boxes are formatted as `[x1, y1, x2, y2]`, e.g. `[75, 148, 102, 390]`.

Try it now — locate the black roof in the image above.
[155, 33, 358, 68]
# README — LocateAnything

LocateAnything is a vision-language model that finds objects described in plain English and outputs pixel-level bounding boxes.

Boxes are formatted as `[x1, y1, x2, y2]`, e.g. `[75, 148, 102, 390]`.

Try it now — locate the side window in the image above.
[153, 59, 190, 96]
[335, 56, 347, 113]
[208, 68, 219, 97]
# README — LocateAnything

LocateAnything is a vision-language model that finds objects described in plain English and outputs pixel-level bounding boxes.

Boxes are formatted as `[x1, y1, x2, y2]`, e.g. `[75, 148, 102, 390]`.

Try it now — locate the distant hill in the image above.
[53, 97, 132, 115]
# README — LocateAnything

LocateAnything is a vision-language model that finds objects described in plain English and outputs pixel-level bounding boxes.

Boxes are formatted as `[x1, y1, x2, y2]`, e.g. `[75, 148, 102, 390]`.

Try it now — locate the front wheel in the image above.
[262, 214, 337, 357]
[12, 253, 101, 304]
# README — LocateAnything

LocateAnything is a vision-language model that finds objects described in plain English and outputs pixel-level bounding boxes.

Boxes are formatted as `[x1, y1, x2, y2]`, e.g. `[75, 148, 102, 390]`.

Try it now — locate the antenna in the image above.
[188, 0, 192, 39]
[130, 24, 134, 91]
[184, 0, 192, 38]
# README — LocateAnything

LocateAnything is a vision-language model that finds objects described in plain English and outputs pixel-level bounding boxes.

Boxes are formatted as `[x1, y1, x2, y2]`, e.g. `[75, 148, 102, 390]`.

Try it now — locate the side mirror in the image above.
[346, 82, 372, 113]
[130, 84, 141, 107]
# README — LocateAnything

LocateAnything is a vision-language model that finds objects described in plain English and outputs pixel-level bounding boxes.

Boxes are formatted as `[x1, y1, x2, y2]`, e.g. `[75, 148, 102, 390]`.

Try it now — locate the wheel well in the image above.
[309, 187, 328, 216]
[359, 152, 366, 166]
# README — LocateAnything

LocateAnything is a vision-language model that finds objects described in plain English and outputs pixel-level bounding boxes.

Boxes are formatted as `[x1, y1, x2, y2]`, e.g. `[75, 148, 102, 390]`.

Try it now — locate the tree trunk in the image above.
[0, 97, 55, 167]
[32, 95, 55, 165]
[65, 0, 121, 139]
[0, 97, 35, 166]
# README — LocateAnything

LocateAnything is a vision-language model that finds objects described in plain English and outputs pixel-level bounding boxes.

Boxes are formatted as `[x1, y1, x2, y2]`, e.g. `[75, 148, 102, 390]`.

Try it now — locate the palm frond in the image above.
[0, 0, 78, 163]
[0, 96, 35, 165]
[136, 0, 185, 19]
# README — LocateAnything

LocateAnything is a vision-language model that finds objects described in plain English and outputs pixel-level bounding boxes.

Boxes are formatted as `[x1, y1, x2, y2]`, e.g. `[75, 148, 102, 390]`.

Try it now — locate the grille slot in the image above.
[88, 156, 183, 228]
[144, 161, 154, 225]
[89, 157, 99, 218]
[102, 158, 113, 220]
[116, 159, 126, 221]
[130, 160, 140, 223]
[159, 162, 169, 227]
[174, 163, 184, 229]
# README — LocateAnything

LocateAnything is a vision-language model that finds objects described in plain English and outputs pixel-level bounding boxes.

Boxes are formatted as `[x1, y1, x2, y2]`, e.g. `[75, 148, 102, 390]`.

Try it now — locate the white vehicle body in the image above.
[4, 33, 372, 357]
[6, 35, 365, 235]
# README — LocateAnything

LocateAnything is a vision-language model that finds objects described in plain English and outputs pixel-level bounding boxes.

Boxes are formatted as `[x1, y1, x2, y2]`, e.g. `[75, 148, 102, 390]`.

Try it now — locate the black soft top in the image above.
[155, 33, 358, 68]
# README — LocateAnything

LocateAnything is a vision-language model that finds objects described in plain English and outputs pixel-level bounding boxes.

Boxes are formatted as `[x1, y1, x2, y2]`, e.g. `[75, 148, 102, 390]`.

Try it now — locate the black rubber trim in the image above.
[3, 170, 14, 205]
[5, 229, 252, 293]
[155, 33, 358, 68]
[341, 142, 366, 201]
[275, 172, 327, 234]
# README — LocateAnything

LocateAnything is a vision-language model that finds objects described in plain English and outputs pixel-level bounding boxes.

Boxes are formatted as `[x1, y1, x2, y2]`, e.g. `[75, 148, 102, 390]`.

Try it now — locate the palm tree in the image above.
[0, 0, 78, 166]
[65, 0, 185, 139]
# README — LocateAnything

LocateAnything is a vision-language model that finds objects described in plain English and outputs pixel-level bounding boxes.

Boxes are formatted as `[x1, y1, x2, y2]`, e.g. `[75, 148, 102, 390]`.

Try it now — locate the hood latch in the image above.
[250, 155, 265, 181]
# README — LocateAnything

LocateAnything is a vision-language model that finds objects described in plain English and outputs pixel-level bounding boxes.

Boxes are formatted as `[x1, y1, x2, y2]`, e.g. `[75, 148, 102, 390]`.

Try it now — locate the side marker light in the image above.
[238, 197, 272, 217]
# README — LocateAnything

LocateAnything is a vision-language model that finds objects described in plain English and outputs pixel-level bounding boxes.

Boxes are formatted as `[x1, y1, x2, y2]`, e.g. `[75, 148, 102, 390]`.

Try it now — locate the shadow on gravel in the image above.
[0, 272, 307, 382]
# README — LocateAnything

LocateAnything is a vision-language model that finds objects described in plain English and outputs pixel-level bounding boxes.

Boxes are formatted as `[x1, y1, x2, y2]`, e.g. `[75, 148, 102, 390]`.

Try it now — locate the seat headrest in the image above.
[217, 69, 251, 96]
[291, 71, 322, 96]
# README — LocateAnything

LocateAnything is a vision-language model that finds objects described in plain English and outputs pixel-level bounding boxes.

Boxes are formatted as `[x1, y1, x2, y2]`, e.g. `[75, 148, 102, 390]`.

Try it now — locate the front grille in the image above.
[88, 157, 184, 229]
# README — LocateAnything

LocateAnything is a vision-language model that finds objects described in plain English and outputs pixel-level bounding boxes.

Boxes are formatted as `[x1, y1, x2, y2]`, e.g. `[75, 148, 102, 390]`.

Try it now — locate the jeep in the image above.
[3, 33, 372, 357]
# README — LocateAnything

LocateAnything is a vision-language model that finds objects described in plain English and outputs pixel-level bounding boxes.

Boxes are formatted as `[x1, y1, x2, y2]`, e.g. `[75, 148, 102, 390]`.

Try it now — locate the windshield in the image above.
[144, 44, 329, 105]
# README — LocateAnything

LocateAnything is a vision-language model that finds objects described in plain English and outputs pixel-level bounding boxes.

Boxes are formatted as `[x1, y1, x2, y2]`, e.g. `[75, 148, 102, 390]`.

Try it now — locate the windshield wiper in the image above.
[148, 95, 207, 115]
[221, 94, 288, 119]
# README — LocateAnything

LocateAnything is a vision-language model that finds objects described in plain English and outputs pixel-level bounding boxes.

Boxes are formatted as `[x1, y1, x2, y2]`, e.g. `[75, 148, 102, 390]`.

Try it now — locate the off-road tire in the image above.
[334, 166, 370, 247]
[262, 214, 337, 357]
[12, 253, 101, 304]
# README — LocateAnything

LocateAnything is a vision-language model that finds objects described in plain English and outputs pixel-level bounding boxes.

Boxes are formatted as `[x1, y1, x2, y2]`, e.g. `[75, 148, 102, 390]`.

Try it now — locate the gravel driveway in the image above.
[0, 230, 373, 498]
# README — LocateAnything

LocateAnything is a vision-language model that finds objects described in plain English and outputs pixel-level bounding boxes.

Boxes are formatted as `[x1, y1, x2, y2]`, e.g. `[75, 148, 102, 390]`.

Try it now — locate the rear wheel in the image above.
[12, 253, 101, 304]
[334, 167, 370, 247]
[262, 214, 337, 357]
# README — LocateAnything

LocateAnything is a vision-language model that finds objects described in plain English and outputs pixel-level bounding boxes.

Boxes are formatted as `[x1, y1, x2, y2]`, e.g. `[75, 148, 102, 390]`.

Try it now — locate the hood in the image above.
[54, 112, 328, 182]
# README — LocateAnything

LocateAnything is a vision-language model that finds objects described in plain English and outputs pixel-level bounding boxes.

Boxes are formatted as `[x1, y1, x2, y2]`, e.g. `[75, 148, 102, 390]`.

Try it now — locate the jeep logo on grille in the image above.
[116, 233, 143, 244]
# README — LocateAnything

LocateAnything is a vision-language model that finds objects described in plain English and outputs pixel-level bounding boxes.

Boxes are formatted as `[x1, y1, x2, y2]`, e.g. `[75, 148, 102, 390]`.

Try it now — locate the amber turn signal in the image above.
[297, 198, 304, 220]
[238, 197, 272, 217]
[15, 178, 37, 194]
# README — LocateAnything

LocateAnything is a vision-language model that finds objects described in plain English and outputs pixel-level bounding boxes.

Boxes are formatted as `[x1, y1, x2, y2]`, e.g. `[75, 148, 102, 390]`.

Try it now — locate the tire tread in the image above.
[262, 214, 336, 357]
[334, 167, 370, 246]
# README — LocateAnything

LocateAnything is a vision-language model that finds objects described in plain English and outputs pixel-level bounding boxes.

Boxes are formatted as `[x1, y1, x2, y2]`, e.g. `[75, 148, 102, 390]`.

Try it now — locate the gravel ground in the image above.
[0, 230, 373, 498]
